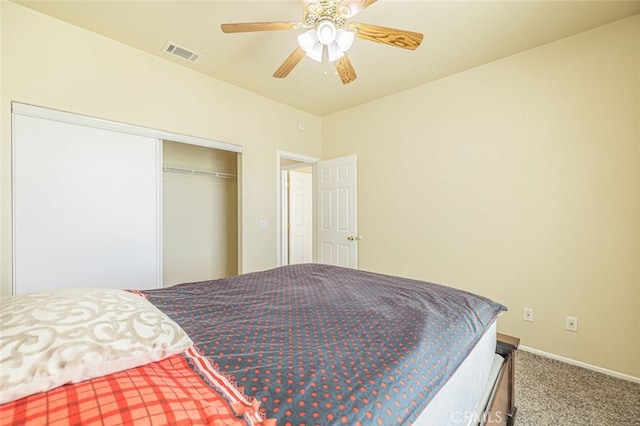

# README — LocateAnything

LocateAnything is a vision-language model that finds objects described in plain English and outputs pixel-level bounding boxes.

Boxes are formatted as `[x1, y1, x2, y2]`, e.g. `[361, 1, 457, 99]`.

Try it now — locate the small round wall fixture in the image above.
[297, 121, 306, 131]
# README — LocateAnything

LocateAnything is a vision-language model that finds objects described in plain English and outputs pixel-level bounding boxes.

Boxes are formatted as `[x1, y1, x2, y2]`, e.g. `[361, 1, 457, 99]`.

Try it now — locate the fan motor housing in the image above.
[304, 0, 347, 29]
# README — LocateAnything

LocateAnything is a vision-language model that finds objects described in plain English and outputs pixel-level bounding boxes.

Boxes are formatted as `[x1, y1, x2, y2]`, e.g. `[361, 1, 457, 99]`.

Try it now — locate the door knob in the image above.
[347, 235, 362, 241]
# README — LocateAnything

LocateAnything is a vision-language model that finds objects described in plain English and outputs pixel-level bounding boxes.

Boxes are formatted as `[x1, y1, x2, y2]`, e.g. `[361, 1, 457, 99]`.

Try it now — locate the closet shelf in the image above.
[163, 165, 237, 180]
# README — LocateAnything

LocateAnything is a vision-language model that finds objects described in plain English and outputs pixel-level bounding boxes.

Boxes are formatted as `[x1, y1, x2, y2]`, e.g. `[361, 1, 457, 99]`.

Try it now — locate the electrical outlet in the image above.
[523, 307, 534, 322]
[566, 316, 578, 332]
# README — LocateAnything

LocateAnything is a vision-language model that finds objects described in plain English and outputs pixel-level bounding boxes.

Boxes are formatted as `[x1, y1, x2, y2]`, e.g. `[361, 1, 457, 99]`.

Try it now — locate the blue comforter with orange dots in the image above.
[142, 264, 506, 426]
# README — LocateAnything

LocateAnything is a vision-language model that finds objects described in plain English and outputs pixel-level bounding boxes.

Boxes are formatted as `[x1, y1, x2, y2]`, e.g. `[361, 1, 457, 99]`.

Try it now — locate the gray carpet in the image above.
[515, 350, 640, 425]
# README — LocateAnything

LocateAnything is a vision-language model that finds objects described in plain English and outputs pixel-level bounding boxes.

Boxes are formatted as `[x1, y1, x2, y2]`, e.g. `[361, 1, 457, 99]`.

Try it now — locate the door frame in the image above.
[276, 150, 320, 266]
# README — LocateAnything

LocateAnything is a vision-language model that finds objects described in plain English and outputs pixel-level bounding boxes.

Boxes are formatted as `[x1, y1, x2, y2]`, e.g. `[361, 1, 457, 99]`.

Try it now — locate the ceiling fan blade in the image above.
[351, 22, 423, 50]
[273, 46, 307, 78]
[335, 54, 357, 84]
[340, 0, 377, 19]
[221, 22, 302, 33]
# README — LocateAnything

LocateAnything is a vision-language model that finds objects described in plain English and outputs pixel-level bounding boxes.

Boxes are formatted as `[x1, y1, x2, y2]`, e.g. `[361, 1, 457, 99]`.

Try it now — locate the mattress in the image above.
[414, 321, 498, 425]
[1, 264, 507, 425]
[144, 264, 507, 425]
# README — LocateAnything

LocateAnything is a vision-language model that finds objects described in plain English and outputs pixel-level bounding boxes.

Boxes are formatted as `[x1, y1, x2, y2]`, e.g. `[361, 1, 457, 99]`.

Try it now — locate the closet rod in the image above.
[163, 165, 237, 180]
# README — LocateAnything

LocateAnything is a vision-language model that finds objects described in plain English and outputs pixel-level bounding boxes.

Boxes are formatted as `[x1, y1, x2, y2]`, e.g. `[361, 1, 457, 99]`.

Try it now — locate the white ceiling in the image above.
[14, 0, 640, 116]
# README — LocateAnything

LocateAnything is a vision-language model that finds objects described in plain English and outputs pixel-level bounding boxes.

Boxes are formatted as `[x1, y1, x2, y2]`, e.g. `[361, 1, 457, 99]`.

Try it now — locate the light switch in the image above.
[259, 219, 269, 230]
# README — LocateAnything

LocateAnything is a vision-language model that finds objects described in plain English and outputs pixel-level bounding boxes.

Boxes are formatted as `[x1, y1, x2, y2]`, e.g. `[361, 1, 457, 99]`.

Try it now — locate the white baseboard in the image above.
[519, 345, 640, 384]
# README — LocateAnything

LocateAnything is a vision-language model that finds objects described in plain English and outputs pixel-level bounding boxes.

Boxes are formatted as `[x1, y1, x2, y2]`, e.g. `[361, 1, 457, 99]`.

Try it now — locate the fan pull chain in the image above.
[321, 45, 338, 77]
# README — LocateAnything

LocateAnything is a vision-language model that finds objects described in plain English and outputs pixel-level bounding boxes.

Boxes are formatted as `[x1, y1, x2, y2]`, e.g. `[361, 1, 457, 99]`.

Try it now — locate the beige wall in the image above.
[323, 16, 640, 377]
[0, 1, 322, 296]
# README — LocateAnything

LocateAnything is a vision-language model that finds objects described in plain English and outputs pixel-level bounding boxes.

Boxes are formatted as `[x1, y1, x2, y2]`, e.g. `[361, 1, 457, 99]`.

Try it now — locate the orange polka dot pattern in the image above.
[144, 264, 506, 425]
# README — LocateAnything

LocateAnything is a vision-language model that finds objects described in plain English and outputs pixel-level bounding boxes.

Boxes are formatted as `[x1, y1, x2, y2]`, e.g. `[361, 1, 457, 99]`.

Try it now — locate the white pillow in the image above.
[0, 288, 193, 404]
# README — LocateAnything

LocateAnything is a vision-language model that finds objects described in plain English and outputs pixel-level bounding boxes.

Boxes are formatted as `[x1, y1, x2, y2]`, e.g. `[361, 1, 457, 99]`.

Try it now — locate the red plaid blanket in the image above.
[1, 349, 275, 426]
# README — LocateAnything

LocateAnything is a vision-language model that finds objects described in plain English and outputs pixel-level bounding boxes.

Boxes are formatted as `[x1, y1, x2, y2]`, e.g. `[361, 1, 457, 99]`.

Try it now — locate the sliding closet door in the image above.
[13, 111, 161, 294]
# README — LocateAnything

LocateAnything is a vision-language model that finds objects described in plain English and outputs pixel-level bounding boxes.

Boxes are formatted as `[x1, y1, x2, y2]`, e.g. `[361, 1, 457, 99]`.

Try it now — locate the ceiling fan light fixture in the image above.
[299, 25, 353, 64]
[335, 29, 355, 52]
[298, 29, 323, 61]
[298, 29, 318, 52]
[309, 44, 324, 62]
[301, 40, 324, 62]
[326, 42, 345, 63]
[316, 20, 337, 45]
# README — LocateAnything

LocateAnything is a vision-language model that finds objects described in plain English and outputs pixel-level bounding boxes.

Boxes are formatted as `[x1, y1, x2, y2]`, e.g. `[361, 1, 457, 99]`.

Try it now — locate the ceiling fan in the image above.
[221, 0, 423, 84]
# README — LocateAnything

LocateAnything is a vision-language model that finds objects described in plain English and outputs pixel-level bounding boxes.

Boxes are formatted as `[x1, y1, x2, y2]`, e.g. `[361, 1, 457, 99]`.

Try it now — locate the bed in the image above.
[0, 264, 517, 425]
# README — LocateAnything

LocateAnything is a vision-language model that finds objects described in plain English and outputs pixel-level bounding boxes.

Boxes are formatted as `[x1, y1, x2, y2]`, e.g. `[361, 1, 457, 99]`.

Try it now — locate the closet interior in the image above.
[162, 140, 238, 286]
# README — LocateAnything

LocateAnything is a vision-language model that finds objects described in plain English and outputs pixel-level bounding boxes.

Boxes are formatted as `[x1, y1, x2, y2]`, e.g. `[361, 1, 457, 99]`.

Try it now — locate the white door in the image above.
[314, 155, 358, 268]
[288, 170, 313, 264]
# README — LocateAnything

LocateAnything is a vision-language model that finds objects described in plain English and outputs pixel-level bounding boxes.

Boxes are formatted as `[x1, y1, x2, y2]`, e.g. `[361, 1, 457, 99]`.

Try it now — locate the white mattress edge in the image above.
[413, 321, 498, 426]
[468, 354, 506, 426]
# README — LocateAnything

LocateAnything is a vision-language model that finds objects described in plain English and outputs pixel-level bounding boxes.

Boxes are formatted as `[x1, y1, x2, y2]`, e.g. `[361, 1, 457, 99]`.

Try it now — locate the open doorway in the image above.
[277, 152, 359, 268]
[283, 166, 312, 264]
[277, 151, 319, 266]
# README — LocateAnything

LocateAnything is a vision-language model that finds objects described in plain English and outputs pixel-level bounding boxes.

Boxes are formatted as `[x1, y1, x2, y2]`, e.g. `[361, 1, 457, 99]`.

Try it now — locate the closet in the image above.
[11, 103, 240, 295]
[162, 141, 238, 286]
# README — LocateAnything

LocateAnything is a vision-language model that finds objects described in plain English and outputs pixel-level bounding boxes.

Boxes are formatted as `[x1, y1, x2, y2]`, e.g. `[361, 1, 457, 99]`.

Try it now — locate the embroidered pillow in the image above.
[0, 288, 193, 404]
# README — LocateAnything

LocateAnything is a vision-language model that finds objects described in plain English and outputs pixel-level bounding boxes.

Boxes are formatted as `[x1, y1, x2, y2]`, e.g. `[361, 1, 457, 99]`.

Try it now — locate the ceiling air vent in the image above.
[163, 41, 201, 63]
